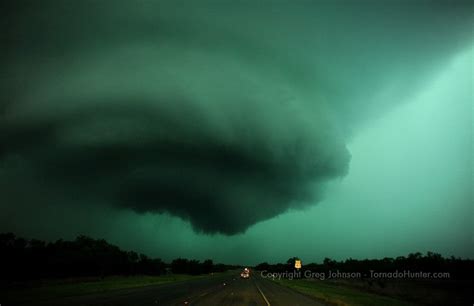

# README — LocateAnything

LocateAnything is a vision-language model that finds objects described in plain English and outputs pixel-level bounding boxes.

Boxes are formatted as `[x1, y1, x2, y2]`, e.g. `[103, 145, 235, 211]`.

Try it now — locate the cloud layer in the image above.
[1, 1, 472, 234]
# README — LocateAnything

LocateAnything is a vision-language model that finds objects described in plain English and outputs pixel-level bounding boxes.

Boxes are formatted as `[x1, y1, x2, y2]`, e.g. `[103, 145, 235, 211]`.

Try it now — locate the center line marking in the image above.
[255, 282, 271, 306]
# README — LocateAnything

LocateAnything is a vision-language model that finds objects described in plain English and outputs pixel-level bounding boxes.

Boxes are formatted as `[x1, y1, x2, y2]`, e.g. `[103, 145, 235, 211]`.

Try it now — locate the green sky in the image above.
[0, 1, 472, 264]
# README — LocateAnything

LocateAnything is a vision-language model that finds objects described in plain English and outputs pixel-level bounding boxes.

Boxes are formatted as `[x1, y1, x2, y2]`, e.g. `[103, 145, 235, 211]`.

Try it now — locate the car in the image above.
[240, 267, 250, 279]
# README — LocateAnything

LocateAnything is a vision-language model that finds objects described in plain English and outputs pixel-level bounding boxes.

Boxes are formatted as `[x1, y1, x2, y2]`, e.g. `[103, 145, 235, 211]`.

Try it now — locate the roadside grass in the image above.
[2, 274, 212, 304]
[273, 279, 415, 306]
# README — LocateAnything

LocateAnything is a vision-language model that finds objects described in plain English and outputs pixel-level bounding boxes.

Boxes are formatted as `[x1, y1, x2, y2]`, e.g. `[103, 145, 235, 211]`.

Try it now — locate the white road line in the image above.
[255, 282, 271, 306]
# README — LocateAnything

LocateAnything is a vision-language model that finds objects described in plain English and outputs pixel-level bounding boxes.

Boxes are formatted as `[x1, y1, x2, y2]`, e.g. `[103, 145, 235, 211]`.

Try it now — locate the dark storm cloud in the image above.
[1, 96, 348, 234]
[0, 1, 472, 234]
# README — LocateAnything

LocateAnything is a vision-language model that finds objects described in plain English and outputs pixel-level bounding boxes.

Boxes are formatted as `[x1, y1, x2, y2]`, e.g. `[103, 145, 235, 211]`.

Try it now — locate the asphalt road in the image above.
[36, 272, 327, 306]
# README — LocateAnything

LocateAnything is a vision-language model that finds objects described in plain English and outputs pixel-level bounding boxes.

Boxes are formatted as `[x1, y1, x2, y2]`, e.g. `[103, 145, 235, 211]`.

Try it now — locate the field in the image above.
[1, 274, 209, 304]
[274, 278, 473, 306]
[274, 279, 412, 306]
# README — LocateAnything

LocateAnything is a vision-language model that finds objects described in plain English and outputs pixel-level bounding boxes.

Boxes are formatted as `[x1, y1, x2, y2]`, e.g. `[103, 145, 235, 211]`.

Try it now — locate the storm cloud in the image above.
[1, 1, 472, 234]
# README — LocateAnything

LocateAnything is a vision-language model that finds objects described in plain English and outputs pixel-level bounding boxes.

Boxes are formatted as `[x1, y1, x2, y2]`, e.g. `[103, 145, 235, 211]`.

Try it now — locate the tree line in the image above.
[255, 253, 474, 279]
[0, 233, 237, 280]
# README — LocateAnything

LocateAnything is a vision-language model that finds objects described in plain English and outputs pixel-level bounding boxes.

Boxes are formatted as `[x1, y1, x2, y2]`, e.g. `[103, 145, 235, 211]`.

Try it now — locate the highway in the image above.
[37, 271, 327, 306]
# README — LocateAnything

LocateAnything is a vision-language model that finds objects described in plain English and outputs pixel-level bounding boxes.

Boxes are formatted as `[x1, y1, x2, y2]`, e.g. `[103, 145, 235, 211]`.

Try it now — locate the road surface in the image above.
[35, 271, 327, 306]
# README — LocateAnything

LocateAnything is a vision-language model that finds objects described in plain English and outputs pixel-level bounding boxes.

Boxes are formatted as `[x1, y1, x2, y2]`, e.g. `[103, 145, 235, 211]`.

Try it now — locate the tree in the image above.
[255, 262, 270, 271]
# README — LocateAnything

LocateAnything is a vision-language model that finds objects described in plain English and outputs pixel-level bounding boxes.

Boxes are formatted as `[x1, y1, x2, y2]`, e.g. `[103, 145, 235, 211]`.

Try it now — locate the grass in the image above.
[273, 279, 416, 306]
[2, 274, 212, 304]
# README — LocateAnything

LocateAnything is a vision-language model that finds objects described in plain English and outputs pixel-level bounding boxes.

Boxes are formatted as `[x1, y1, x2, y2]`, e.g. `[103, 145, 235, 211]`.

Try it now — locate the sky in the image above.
[0, 1, 472, 264]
